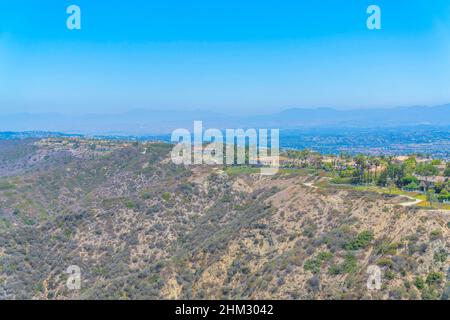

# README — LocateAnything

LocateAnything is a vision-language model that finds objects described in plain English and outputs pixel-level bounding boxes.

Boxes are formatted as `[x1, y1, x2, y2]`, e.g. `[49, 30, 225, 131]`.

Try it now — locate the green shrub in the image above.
[404, 182, 420, 191]
[433, 249, 447, 263]
[429, 229, 442, 241]
[141, 192, 151, 200]
[342, 254, 358, 274]
[304, 258, 322, 274]
[414, 277, 425, 290]
[377, 258, 393, 268]
[162, 192, 171, 202]
[328, 265, 342, 275]
[124, 200, 136, 209]
[426, 272, 443, 286]
[330, 177, 353, 185]
[421, 287, 440, 300]
[375, 241, 400, 255]
[304, 251, 333, 274]
[345, 230, 374, 250]
[317, 251, 333, 261]
[384, 269, 395, 280]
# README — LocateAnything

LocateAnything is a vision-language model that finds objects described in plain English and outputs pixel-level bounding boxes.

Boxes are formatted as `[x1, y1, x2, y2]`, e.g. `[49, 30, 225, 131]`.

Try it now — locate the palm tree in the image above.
[355, 155, 367, 185]
[373, 158, 381, 184]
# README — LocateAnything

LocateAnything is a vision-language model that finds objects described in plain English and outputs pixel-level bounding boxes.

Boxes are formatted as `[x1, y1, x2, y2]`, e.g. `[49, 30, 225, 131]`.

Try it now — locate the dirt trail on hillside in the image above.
[399, 196, 422, 207]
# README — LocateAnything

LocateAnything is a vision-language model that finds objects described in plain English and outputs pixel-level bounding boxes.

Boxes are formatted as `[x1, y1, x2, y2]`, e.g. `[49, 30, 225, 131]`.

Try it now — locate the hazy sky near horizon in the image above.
[1, 0, 450, 115]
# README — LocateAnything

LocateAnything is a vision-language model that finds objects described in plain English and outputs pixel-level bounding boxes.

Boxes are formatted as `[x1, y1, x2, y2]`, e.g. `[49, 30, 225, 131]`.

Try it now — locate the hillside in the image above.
[0, 138, 448, 300]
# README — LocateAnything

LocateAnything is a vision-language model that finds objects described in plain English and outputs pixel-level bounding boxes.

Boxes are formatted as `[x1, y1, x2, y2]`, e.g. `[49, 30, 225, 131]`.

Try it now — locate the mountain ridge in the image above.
[0, 104, 449, 135]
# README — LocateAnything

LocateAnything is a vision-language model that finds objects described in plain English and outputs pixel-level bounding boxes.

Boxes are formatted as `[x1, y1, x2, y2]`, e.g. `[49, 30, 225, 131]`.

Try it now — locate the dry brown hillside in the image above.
[0, 139, 448, 300]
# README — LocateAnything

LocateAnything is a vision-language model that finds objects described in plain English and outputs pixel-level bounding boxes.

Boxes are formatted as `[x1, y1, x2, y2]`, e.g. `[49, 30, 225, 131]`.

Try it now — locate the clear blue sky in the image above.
[1, 0, 449, 115]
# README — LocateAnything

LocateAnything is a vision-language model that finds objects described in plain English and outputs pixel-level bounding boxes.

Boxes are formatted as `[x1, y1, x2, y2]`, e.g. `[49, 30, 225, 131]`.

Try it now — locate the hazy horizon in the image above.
[0, 103, 449, 117]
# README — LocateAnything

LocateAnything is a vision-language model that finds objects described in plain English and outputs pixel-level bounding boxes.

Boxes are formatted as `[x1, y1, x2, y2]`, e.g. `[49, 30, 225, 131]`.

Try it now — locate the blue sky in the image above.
[0, 0, 449, 115]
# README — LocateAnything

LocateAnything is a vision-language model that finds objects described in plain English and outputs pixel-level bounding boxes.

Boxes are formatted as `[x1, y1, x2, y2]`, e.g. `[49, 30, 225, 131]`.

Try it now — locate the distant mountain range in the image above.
[0, 104, 449, 135]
